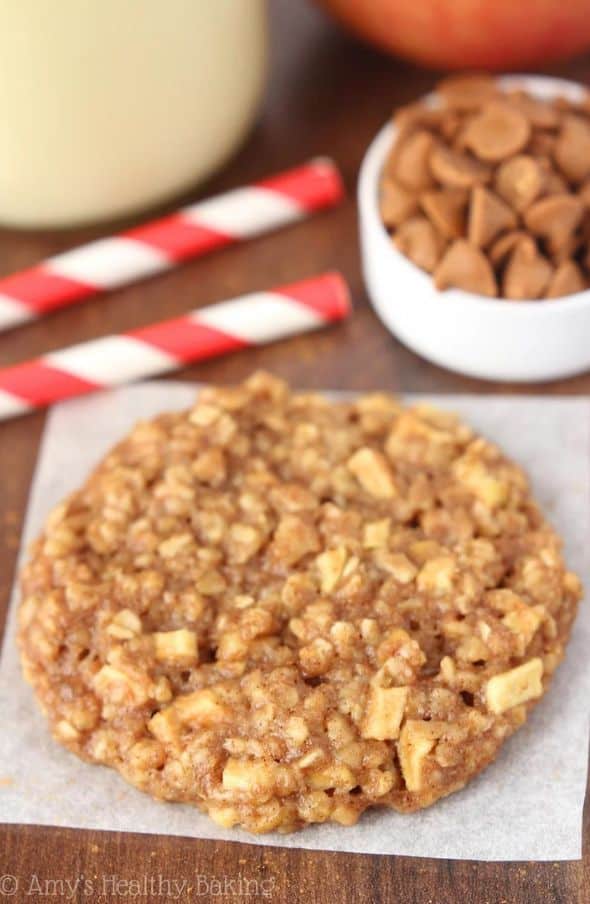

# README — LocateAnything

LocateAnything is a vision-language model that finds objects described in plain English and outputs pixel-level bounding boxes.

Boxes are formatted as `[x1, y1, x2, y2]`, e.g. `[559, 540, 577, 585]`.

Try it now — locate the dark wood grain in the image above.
[1, 2, 589, 901]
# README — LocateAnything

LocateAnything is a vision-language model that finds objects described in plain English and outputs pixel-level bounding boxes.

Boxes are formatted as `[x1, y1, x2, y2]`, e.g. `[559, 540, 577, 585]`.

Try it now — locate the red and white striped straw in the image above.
[0, 158, 344, 334]
[0, 272, 350, 421]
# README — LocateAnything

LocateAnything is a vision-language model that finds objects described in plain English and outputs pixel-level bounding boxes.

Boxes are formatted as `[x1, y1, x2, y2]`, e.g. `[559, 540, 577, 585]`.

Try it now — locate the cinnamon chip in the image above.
[439, 112, 463, 142]
[420, 188, 468, 239]
[381, 74, 590, 300]
[392, 129, 436, 191]
[546, 260, 585, 298]
[393, 102, 445, 132]
[505, 90, 560, 129]
[393, 104, 460, 140]
[429, 145, 491, 189]
[527, 132, 557, 157]
[502, 241, 553, 300]
[380, 179, 418, 228]
[437, 73, 499, 110]
[540, 165, 570, 197]
[468, 186, 517, 248]
[546, 232, 583, 265]
[524, 194, 584, 244]
[463, 102, 530, 162]
[489, 231, 532, 266]
[433, 239, 497, 296]
[394, 216, 445, 273]
[554, 114, 590, 184]
[495, 155, 544, 212]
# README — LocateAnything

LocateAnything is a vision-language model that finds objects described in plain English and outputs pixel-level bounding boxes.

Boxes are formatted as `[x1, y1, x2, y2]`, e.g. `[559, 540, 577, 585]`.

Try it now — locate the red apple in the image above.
[316, 0, 590, 70]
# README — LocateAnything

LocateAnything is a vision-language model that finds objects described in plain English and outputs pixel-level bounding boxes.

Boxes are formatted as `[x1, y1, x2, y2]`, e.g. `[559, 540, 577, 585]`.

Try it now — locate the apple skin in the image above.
[316, 0, 590, 70]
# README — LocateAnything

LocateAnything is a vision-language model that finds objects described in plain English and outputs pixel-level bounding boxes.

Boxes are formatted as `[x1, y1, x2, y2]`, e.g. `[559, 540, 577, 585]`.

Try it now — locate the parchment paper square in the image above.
[1, 384, 588, 860]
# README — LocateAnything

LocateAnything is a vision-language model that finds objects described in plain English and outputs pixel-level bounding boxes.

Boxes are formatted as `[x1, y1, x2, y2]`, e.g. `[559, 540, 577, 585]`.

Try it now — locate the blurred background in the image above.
[3, 0, 590, 391]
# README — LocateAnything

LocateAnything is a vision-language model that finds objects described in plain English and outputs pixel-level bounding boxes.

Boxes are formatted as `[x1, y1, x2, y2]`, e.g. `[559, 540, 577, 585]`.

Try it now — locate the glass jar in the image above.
[0, 0, 268, 227]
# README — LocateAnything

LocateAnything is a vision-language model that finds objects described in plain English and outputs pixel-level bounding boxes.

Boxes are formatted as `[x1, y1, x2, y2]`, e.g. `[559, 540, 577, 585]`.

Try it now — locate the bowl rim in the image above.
[358, 72, 590, 315]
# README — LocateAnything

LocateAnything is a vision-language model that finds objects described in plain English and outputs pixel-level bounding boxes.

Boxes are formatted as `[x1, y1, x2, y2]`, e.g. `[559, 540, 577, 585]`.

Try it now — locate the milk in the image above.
[0, 0, 267, 227]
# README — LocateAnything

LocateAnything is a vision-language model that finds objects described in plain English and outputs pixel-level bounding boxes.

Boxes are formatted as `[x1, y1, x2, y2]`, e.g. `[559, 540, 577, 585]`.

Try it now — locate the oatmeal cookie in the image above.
[18, 373, 582, 833]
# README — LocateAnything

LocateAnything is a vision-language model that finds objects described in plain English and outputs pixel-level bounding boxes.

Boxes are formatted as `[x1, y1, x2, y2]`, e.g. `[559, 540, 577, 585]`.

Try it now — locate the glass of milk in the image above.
[0, 0, 268, 227]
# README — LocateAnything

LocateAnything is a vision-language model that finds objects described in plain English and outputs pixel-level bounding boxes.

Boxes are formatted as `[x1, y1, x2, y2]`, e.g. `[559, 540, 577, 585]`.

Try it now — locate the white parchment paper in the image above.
[1, 383, 589, 861]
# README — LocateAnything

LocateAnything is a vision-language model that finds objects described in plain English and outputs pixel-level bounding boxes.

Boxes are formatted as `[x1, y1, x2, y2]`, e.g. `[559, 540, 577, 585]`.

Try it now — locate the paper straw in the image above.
[0, 272, 350, 421]
[0, 159, 344, 333]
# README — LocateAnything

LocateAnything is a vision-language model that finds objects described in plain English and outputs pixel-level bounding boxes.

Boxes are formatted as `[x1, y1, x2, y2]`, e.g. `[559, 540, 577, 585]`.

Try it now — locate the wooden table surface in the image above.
[2, 2, 589, 902]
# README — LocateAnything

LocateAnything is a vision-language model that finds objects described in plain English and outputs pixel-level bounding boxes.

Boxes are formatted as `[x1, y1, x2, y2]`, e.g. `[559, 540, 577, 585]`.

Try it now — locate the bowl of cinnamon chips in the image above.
[359, 74, 590, 381]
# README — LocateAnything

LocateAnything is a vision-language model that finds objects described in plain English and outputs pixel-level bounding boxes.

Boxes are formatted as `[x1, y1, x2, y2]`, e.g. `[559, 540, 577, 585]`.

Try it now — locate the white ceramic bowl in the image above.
[358, 75, 590, 383]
